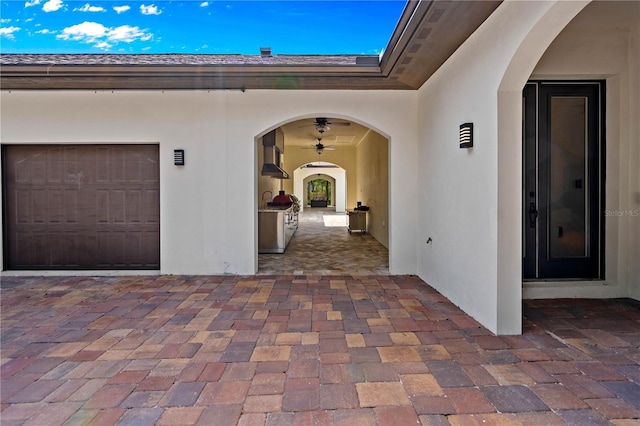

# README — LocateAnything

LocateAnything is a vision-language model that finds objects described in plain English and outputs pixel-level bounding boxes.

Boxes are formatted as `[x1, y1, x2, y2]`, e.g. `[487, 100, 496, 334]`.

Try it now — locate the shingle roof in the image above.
[0, 53, 377, 67]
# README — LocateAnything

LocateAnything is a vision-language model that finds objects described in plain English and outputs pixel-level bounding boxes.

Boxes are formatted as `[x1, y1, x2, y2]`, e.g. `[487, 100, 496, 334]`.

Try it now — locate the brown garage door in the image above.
[3, 145, 160, 270]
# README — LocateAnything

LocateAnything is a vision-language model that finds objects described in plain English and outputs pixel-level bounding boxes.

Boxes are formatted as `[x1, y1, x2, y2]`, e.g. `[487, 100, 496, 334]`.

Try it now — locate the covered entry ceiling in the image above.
[280, 118, 371, 148]
[3, 145, 160, 270]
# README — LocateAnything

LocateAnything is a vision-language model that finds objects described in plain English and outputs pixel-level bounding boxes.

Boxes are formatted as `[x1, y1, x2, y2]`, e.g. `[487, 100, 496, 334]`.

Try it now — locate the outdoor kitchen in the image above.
[258, 190, 299, 253]
[258, 128, 299, 253]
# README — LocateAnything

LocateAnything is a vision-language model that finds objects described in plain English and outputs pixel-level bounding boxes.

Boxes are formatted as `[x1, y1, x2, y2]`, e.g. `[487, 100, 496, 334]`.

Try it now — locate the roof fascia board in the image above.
[379, 0, 433, 76]
[0, 64, 381, 76]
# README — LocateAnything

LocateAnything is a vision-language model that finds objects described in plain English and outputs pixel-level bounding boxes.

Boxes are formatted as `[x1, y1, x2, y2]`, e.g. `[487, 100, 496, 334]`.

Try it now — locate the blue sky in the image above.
[0, 0, 407, 54]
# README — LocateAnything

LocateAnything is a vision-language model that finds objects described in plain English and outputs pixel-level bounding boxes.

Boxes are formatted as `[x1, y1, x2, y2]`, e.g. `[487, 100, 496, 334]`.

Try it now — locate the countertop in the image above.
[258, 206, 294, 213]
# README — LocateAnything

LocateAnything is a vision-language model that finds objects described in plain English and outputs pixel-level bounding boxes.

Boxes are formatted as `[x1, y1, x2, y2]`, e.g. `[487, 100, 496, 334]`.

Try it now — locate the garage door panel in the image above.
[111, 190, 126, 224]
[143, 159, 159, 182]
[64, 147, 79, 183]
[33, 189, 47, 223]
[31, 232, 48, 267]
[96, 148, 109, 183]
[96, 190, 110, 223]
[49, 189, 64, 223]
[110, 231, 126, 266]
[96, 231, 111, 268]
[145, 190, 159, 224]
[31, 154, 46, 183]
[126, 155, 142, 182]
[15, 158, 29, 182]
[64, 233, 80, 267]
[16, 189, 30, 223]
[49, 232, 64, 267]
[127, 190, 142, 224]
[126, 232, 142, 266]
[4, 145, 160, 270]
[48, 147, 64, 182]
[142, 232, 160, 267]
[14, 231, 30, 267]
[110, 149, 126, 182]
[65, 189, 79, 224]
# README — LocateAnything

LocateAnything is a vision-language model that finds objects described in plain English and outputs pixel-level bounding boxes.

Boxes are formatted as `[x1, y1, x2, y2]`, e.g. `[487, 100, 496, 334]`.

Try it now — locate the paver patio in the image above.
[1, 275, 639, 425]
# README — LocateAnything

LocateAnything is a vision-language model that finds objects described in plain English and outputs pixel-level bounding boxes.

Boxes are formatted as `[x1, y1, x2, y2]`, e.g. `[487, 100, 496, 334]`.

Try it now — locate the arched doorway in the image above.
[493, 0, 639, 330]
[508, 1, 639, 300]
[256, 115, 390, 274]
[294, 166, 346, 213]
[307, 176, 332, 208]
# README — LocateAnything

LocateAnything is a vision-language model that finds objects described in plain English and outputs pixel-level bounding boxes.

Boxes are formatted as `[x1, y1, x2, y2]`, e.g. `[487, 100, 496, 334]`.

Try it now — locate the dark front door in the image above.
[523, 82, 605, 279]
[3, 144, 160, 270]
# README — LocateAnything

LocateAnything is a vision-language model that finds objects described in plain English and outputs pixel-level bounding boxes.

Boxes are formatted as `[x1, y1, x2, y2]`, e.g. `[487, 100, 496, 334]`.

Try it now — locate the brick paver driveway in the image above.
[1, 275, 639, 425]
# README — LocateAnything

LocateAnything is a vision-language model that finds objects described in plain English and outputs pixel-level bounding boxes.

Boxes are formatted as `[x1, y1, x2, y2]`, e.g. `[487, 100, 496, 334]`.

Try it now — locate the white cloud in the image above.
[42, 0, 64, 12]
[140, 4, 161, 15]
[24, 0, 41, 8]
[200, 2, 208, 7]
[74, 3, 106, 12]
[95, 41, 112, 50]
[36, 28, 55, 34]
[107, 25, 149, 43]
[0, 26, 21, 39]
[1, 19, 12, 24]
[113, 5, 130, 14]
[57, 21, 106, 41]
[57, 21, 152, 50]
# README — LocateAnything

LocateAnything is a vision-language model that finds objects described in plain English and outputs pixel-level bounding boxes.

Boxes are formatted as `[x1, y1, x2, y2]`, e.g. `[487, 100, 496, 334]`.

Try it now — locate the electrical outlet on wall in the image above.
[382, 220, 385, 227]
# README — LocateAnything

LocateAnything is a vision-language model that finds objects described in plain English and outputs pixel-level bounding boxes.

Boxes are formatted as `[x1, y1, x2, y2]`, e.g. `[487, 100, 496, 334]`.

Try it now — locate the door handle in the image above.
[529, 202, 538, 228]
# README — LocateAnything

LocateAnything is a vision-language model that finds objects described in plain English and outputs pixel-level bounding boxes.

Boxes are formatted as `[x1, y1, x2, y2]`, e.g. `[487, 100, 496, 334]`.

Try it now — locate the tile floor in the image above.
[258, 208, 389, 276]
[1, 273, 639, 425]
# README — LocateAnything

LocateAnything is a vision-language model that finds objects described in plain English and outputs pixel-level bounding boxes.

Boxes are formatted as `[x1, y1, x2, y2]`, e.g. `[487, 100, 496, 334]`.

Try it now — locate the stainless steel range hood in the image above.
[262, 162, 289, 179]
[262, 130, 289, 179]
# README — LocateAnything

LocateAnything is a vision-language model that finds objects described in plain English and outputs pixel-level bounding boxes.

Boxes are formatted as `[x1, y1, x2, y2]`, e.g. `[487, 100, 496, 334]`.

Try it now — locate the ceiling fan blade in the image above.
[314, 118, 350, 126]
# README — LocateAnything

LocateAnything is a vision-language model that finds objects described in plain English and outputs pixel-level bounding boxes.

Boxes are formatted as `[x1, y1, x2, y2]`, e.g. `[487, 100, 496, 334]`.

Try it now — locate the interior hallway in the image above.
[258, 207, 389, 276]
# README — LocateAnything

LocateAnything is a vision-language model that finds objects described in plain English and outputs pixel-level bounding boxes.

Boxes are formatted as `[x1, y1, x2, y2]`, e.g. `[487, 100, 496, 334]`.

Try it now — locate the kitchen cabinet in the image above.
[258, 206, 298, 253]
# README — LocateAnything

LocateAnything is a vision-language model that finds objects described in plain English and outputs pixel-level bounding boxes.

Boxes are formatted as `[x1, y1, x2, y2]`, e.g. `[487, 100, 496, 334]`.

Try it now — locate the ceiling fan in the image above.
[302, 138, 336, 154]
[300, 117, 351, 134]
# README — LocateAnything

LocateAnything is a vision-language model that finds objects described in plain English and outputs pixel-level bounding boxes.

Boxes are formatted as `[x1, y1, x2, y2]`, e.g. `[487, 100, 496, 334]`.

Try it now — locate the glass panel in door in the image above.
[549, 97, 588, 258]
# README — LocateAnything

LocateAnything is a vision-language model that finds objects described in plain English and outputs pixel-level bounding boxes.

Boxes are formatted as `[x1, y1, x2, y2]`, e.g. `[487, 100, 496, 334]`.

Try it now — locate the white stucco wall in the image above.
[0, 90, 418, 276]
[630, 20, 640, 301]
[416, 0, 590, 334]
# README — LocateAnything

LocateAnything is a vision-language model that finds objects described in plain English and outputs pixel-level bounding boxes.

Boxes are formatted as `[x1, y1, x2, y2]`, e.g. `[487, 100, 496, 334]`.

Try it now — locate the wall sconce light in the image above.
[459, 123, 473, 148]
[174, 149, 185, 166]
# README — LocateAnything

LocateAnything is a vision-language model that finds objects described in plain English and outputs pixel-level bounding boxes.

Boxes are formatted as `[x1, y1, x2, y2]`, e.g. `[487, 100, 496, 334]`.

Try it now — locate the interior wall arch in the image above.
[293, 166, 346, 213]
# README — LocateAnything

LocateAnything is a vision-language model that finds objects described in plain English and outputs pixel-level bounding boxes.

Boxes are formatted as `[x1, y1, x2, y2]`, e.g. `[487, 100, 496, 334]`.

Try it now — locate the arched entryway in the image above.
[256, 115, 390, 274]
[497, 0, 639, 326]
[306, 176, 333, 208]
[294, 166, 346, 213]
